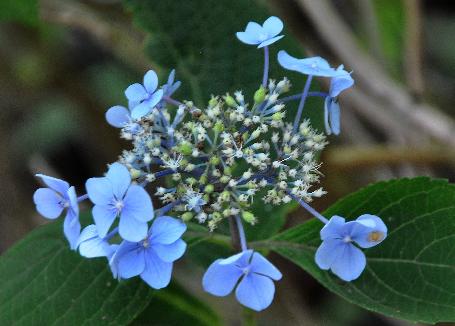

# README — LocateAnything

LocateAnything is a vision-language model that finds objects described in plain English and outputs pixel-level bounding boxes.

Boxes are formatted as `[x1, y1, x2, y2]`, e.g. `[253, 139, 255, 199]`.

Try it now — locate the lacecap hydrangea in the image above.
[32, 16, 386, 311]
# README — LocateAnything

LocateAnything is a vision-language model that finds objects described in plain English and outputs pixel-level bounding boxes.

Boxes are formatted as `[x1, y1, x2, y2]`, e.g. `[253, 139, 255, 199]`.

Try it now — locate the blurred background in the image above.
[1, 0, 455, 325]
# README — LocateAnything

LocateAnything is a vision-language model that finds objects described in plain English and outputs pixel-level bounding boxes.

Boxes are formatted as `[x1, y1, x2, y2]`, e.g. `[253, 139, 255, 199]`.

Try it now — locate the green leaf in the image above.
[131, 282, 222, 326]
[0, 220, 154, 325]
[0, 0, 38, 26]
[263, 177, 455, 323]
[123, 0, 306, 105]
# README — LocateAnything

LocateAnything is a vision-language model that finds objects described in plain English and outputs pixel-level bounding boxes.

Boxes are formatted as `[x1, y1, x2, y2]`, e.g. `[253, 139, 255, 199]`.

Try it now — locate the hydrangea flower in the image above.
[86, 162, 154, 242]
[125, 70, 164, 120]
[236, 16, 284, 48]
[33, 174, 80, 249]
[277, 50, 341, 77]
[76, 224, 116, 258]
[315, 214, 387, 281]
[203, 250, 282, 311]
[110, 216, 187, 289]
[323, 65, 354, 135]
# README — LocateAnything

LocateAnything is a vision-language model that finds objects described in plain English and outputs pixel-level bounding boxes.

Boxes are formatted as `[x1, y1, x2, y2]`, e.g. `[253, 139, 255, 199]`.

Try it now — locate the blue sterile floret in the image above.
[86, 162, 154, 242]
[236, 16, 284, 48]
[33, 174, 80, 249]
[324, 65, 354, 135]
[110, 216, 187, 289]
[315, 214, 387, 281]
[203, 250, 282, 311]
[77, 224, 117, 258]
[125, 70, 164, 120]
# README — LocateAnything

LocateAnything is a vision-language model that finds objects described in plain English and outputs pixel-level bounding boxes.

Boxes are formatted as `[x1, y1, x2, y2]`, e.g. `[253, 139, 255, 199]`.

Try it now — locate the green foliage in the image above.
[131, 282, 221, 326]
[0, 0, 38, 26]
[0, 219, 153, 325]
[0, 218, 221, 325]
[266, 177, 455, 323]
[123, 0, 304, 105]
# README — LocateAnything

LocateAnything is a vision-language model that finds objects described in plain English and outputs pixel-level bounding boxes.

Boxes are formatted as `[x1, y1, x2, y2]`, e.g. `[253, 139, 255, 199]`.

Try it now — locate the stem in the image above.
[234, 214, 248, 251]
[262, 46, 269, 88]
[155, 200, 182, 216]
[77, 194, 89, 202]
[163, 96, 182, 107]
[105, 227, 119, 241]
[288, 192, 328, 224]
[292, 75, 313, 133]
[280, 91, 327, 103]
[242, 307, 257, 326]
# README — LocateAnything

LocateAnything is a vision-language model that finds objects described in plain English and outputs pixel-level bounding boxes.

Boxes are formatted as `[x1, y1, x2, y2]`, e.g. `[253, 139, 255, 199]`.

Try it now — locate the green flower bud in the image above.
[129, 169, 141, 179]
[224, 167, 232, 175]
[272, 112, 284, 121]
[213, 121, 224, 133]
[182, 212, 193, 222]
[242, 211, 256, 224]
[209, 156, 220, 165]
[224, 94, 237, 107]
[254, 86, 266, 104]
[208, 96, 218, 107]
[220, 175, 230, 183]
[177, 141, 193, 156]
[199, 174, 208, 184]
[204, 184, 215, 194]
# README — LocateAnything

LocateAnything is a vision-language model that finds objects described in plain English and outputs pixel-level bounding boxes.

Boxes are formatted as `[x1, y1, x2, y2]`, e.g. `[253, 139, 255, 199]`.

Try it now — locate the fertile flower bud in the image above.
[254, 86, 266, 103]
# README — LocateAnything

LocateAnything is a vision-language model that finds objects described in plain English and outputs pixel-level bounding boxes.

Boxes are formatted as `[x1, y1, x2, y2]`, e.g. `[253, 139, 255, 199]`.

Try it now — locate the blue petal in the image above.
[351, 214, 388, 248]
[244, 21, 263, 35]
[315, 238, 345, 270]
[277, 51, 338, 77]
[330, 73, 354, 98]
[92, 204, 117, 238]
[146, 89, 164, 108]
[330, 243, 366, 281]
[258, 35, 284, 48]
[150, 216, 186, 245]
[123, 185, 154, 222]
[152, 239, 187, 263]
[106, 163, 131, 200]
[219, 250, 252, 266]
[33, 188, 64, 219]
[86, 177, 113, 205]
[320, 215, 345, 240]
[77, 225, 112, 258]
[119, 210, 148, 242]
[140, 249, 173, 289]
[328, 99, 341, 135]
[202, 259, 243, 296]
[262, 16, 283, 37]
[67, 185, 79, 216]
[131, 101, 152, 120]
[116, 243, 146, 279]
[64, 208, 81, 250]
[125, 83, 147, 102]
[324, 97, 332, 135]
[143, 70, 158, 93]
[236, 31, 260, 45]
[106, 105, 130, 128]
[235, 273, 275, 311]
[250, 252, 282, 280]
[36, 174, 69, 195]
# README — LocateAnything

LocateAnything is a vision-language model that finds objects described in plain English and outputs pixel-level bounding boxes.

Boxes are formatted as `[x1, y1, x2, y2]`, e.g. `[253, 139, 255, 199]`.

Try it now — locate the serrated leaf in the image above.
[131, 282, 222, 326]
[0, 220, 155, 325]
[262, 177, 455, 323]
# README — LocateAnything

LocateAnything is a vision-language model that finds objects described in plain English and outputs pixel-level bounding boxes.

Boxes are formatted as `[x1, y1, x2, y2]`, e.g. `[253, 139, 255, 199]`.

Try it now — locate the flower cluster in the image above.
[32, 16, 386, 311]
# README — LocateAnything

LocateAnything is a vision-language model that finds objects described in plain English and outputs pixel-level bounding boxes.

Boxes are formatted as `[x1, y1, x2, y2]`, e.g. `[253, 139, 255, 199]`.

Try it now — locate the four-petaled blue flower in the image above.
[277, 50, 341, 77]
[324, 65, 354, 135]
[86, 162, 154, 242]
[77, 224, 117, 258]
[125, 70, 164, 120]
[203, 250, 282, 312]
[236, 16, 284, 48]
[315, 214, 387, 281]
[33, 174, 80, 249]
[110, 216, 187, 289]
